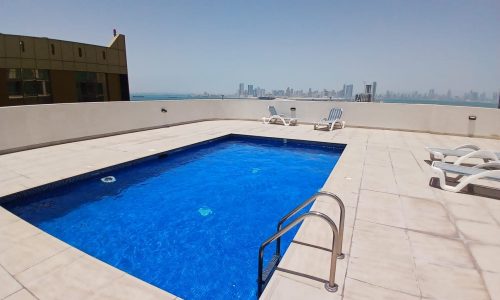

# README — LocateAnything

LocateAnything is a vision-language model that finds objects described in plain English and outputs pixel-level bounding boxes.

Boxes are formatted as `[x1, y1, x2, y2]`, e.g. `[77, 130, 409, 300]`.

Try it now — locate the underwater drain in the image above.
[101, 176, 116, 183]
[198, 207, 213, 216]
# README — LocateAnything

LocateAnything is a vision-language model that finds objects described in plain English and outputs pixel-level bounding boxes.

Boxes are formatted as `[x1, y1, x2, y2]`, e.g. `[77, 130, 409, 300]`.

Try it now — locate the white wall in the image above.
[217, 100, 500, 137]
[0, 100, 499, 153]
[0, 100, 219, 153]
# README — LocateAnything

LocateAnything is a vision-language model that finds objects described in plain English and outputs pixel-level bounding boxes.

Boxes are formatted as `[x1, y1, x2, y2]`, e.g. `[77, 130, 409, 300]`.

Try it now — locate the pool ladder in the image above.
[257, 191, 345, 297]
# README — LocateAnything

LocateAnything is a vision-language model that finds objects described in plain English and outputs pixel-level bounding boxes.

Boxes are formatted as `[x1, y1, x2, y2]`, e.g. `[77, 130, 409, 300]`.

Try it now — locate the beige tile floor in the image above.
[0, 120, 499, 300]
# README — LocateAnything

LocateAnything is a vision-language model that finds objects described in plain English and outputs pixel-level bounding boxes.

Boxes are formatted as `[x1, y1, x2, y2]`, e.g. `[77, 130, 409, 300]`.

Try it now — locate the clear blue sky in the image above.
[1, 0, 499, 95]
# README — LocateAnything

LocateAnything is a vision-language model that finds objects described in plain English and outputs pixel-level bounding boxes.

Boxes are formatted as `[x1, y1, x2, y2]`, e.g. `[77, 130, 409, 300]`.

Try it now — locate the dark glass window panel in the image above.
[51, 44, 55, 55]
[75, 72, 86, 82]
[96, 83, 104, 95]
[7, 69, 52, 103]
[7, 81, 23, 97]
[87, 72, 97, 82]
[76, 72, 104, 101]
[23, 81, 40, 97]
[36, 70, 50, 80]
[22, 69, 35, 80]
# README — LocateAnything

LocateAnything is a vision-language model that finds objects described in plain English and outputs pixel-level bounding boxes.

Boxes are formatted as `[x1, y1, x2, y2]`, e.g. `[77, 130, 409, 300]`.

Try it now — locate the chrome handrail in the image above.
[276, 191, 345, 259]
[257, 211, 340, 297]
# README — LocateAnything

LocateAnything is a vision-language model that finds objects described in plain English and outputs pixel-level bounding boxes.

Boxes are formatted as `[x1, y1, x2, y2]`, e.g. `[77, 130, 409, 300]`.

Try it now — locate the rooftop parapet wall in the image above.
[0, 33, 127, 74]
[0, 100, 499, 154]
[217, 100, 500, 138]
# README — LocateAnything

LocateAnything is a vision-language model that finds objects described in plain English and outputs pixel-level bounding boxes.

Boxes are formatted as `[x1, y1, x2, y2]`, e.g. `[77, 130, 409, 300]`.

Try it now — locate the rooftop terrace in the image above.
[1, 118, 499, 300]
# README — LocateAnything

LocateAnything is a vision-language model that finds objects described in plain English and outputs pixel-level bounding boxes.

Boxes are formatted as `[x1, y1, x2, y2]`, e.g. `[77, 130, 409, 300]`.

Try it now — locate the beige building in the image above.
[0, 32, 130, 106]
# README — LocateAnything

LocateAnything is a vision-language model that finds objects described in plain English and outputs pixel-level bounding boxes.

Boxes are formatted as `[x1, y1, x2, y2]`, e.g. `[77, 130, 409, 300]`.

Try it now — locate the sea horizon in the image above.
[131, 93, 498, 109]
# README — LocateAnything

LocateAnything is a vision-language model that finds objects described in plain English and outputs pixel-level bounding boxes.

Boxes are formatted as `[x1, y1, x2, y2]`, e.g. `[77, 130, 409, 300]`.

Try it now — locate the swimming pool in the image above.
[3, 135, 344, 299]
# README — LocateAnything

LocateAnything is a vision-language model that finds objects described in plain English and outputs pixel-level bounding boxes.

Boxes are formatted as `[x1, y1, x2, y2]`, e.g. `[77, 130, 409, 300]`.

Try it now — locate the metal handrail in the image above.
[276, 191, 345, 259]
[257, 211, 340, 297]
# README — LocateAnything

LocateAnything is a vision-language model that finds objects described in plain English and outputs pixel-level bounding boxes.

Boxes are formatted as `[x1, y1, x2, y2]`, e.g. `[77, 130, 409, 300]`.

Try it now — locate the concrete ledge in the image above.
[1, 100, 499, 154]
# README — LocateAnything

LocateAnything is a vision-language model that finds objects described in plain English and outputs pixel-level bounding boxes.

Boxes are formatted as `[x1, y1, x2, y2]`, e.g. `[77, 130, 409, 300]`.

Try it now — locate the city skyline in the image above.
[234, 82, 498, 102]
[1, 1, 499, 95]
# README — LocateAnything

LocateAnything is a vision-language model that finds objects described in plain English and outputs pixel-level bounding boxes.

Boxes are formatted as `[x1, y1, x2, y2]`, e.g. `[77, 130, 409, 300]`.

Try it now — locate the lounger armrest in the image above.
[454, 144, 480, 151]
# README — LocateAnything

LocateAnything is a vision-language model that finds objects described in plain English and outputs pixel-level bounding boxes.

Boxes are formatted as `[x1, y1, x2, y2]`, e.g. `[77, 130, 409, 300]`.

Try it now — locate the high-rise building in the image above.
[372, 82, 377, 101]
[345, 84, 353, 99]
[339, 85, 346, 98]
[239, 83, 245, 97]
[428, 89, 435, 99]
[248, 85, 253, 97]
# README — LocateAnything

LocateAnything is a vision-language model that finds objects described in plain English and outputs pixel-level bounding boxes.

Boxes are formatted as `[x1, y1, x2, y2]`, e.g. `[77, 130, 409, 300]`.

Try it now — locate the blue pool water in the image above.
[3, 135, 343, 299]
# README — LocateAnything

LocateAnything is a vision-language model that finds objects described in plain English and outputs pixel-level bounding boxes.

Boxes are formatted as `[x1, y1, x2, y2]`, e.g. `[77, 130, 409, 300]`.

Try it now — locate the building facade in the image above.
[238, 82, 244, 97]
[0, 32, 130, 106]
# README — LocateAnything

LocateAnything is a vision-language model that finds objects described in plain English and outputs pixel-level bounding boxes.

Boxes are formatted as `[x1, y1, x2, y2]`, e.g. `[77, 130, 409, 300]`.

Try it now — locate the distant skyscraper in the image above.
[339, 85, 346, 98]
[446, 89, 452, 99]
[239, 83, 245, 97]
[428, 89, 435, 99]
[345, 84, 353, 99]
[248, 85, 253, 97]
[372, 82, 377, 101]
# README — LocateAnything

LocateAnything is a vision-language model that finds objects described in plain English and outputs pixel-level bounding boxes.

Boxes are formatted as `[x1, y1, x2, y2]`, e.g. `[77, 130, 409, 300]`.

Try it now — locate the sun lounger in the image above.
[262, 106, 298, 126]
[431, 161, 500, 192]
[314, 108, 345, 131]
[426, 144, 500, 162]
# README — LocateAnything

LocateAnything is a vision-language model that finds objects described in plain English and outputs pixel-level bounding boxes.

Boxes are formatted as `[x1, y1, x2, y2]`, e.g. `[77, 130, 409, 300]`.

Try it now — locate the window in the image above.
[19, 41, 25, 52]
[102, 51, 106, 60]
[78, 47, 83, 57]
[51, 44, 55, 55]
[7, 69, 23, 99]
[7, 69, 52, 103]
[76, 72, 107, 102]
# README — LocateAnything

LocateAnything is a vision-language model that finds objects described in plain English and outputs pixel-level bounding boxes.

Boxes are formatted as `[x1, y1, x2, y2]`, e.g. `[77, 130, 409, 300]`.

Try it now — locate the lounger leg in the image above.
[280, 117, 289, 126]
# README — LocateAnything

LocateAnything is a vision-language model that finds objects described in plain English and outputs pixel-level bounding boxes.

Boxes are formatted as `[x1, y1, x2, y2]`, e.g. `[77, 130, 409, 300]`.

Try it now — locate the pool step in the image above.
[261, 254, 281, 287]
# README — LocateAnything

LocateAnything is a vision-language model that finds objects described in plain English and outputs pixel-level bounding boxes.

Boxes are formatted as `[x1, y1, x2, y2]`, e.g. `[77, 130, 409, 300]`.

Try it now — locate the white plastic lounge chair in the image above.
[314, 108, 345, 131]
[431, 161, 500, 192]
[262, 106, 297, 126]
[426, 144, 500, 162]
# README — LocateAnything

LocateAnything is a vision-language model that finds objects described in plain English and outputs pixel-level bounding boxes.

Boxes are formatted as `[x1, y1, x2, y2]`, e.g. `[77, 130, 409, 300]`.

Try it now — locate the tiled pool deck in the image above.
[1, 120, 499, 300]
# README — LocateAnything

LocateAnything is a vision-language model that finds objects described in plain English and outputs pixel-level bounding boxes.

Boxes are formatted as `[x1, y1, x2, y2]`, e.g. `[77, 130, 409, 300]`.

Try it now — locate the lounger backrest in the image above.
[269, 106, 278, 116]
[328, 108, 343, 121]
